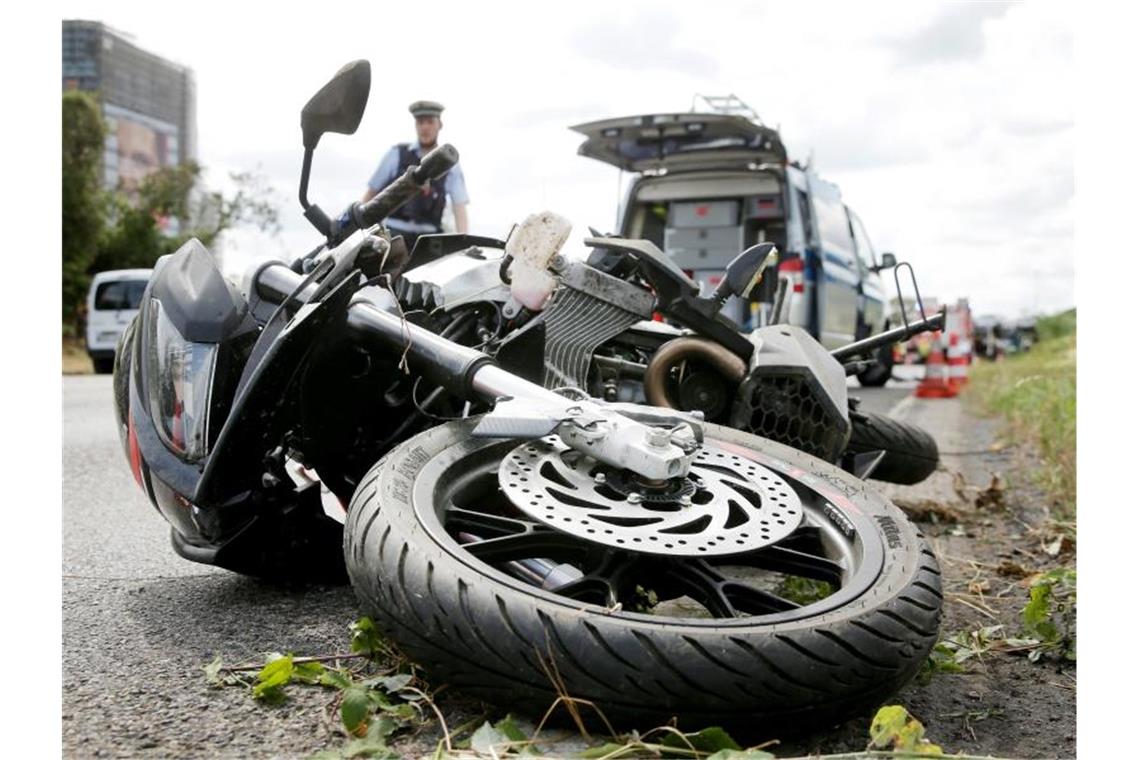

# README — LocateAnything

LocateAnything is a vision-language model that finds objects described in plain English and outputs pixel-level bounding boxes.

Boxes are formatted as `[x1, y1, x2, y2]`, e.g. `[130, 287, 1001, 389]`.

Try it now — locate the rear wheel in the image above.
[847, 411, 940, 485]
[344, 418, 941, 729]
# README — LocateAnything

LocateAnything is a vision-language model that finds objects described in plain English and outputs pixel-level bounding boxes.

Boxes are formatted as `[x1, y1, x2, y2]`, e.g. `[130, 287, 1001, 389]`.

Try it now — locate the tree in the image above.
[62, 91, 106, 331]
[92, 161, 281, 275]
[61, 89, 282, 333]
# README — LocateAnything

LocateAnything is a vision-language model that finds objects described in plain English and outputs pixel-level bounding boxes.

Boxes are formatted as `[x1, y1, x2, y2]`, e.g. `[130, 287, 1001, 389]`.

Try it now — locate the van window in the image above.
[812, 194, 855, 259]
[94, 280, 147, 311]
[848, 211, 877, 271]
[796, 189, 813, 247]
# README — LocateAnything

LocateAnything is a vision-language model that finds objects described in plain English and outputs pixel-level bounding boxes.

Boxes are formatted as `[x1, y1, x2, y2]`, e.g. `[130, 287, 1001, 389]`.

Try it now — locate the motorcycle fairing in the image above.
[125, 238, 361, 552]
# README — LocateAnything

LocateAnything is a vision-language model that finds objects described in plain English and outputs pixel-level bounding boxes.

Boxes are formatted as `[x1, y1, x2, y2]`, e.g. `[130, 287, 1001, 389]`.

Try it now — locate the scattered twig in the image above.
[950, 594, 1000, 621]
[404, 685, 452, 753]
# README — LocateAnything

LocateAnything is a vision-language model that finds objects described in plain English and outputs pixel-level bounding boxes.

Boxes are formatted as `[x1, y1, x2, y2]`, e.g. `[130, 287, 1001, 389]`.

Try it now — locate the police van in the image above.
[572, 110, 898, 385]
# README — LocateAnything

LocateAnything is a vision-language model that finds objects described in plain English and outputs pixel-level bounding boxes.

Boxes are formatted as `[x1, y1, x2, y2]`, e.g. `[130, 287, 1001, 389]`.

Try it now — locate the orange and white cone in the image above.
[915, 332, 959, 398]
[945, 300, 972, 388]
[947, 332, 969, 389]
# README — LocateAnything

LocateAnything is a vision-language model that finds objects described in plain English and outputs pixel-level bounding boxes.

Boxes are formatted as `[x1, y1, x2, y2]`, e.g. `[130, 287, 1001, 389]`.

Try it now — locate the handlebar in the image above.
[331, 143, 459, 245]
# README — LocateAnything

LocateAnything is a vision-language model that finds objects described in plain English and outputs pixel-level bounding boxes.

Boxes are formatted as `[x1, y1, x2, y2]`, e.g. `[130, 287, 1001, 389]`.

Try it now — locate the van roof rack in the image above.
[690, 94, 762, 124]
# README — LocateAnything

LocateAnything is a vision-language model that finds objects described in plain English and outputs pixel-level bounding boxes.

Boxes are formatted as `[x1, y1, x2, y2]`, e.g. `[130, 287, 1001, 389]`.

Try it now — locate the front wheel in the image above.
[344, 419, 941, 729]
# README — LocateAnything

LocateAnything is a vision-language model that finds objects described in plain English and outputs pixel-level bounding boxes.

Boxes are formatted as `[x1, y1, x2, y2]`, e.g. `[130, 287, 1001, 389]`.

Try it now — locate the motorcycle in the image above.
[113, 60, 941, 729]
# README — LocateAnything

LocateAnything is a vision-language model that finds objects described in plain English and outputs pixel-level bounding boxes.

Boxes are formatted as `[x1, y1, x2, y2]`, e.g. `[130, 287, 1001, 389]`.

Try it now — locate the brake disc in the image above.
[499, 435, 804, 557]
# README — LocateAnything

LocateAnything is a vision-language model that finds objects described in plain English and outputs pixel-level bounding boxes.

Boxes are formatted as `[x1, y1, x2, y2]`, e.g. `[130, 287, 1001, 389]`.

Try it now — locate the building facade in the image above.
[62, 20, 197, 192]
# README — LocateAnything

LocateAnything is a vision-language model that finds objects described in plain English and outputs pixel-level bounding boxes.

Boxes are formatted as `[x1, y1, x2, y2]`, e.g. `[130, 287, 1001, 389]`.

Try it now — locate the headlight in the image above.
[144, 298, 218, 461]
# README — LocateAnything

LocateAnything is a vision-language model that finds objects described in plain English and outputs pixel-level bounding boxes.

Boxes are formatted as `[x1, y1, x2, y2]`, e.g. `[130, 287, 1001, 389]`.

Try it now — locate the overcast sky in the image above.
[61, 0, 1073, 318]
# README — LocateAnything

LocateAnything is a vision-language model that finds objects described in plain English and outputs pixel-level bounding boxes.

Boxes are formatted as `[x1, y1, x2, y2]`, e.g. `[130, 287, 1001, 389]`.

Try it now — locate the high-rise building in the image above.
[62, 20, 197, 192]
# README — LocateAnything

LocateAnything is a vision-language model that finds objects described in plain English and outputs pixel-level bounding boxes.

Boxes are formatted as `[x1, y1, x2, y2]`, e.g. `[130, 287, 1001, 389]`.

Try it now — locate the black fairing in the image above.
[151, 239, 254, 342]
[124, 240, 300, 547]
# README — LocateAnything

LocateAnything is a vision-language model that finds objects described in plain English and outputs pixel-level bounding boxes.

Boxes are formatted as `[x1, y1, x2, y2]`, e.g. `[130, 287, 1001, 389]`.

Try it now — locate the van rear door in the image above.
[570, 113, 786, 173]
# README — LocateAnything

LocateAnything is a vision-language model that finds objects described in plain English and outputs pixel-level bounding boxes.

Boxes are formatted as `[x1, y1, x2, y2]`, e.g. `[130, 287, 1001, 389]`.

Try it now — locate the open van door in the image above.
[571, 113, 786, 174]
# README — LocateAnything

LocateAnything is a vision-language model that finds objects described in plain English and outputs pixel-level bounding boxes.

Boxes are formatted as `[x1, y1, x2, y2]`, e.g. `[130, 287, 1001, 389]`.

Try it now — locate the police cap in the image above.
[409, 100, 444, 118]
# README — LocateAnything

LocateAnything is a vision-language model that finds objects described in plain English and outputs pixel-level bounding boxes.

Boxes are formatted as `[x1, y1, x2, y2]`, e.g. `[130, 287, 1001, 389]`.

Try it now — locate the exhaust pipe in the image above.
[644, 337, 747, 410]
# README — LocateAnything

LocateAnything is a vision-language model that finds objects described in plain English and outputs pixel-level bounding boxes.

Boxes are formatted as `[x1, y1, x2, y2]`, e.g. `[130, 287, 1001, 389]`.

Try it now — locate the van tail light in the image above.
[778, 257, 805, 293]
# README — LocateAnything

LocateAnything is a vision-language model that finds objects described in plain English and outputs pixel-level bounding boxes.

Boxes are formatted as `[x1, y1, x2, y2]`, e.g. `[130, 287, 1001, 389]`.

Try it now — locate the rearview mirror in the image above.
[878, 252, 897, 270]
[716, 243, 779, 302]
[301, 60, 371, 150]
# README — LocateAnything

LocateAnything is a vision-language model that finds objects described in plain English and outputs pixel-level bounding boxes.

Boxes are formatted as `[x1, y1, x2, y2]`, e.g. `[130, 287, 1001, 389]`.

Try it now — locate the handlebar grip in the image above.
[411, 143, 459, 184]
[353, 143, 459, 231]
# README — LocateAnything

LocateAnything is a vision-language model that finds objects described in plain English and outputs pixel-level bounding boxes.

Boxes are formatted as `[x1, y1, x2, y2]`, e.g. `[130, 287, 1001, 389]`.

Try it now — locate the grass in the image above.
[964, 309, 1075, 515]
[63, 336, 94, 375]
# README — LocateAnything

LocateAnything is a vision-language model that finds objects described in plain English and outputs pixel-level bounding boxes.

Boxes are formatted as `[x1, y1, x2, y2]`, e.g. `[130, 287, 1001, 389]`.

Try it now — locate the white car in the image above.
[85, 269, 152, 373]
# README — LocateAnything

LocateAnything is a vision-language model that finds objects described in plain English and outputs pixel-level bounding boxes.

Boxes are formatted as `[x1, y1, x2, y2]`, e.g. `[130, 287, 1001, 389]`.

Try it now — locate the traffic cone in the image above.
[945, 301, 972, 388]
[915, 331, 959, 398]
[947, 332, 969, 389]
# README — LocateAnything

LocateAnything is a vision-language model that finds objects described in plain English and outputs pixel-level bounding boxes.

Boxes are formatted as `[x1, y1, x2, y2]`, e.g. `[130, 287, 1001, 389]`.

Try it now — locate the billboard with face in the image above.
[103, 103, 180, 193]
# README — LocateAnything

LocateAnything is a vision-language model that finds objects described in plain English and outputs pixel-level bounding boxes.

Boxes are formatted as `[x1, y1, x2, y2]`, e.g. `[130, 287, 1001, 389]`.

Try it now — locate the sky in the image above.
[60, 1, 1074, 319]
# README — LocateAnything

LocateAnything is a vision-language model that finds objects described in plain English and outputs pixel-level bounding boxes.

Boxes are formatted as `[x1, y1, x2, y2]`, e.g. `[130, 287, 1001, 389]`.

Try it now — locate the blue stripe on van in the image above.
[823, 250, 854, 268]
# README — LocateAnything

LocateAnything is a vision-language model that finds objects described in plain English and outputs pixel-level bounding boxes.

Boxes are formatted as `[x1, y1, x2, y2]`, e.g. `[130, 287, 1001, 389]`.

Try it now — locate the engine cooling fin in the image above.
[542, 287, 643, 389]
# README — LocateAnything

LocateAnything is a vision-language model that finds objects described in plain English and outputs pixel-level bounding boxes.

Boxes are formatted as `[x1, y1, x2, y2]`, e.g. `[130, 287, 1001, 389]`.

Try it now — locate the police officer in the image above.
[362, 100, 469, 250]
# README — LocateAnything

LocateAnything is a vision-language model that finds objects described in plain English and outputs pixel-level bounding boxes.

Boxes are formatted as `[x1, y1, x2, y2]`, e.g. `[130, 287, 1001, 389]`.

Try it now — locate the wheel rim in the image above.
[411, 433, 885, 626]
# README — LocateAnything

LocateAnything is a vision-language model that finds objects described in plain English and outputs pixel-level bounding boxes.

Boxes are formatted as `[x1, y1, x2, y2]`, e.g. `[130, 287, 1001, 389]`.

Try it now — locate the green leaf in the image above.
[350, 617, 386, 657]
[706, 751, 777, 760]
[662, 726, 741, 754]
[341, 685, 373, 735]
[341, 739, 399, 759]
[336, 716, 402, 757]
[494, 714, 529, 743]
[368, 716, 400, 740]
[321, 668, 355, 690]
[360, 673, 414, 693]
[868, 705, 942, 756]
[1022, 584, 1052, 629]
[379, 702, 418, 721]
[252, 654, 294, 702]
[293, 660, 327, 684]
[204, 655, 224, 685]
[471, 721, 509, 754]
[869, 705, 910, 749]
[367, 690, 393, 709]
[896, 718, 926, 751]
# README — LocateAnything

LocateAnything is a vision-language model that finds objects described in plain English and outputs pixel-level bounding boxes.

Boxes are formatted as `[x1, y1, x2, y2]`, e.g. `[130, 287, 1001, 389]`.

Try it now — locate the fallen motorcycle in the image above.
[113, 60, 941, 728]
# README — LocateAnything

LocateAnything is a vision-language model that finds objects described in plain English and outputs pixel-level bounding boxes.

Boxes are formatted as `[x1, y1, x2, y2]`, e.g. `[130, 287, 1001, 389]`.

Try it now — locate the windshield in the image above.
[95, 280, 148, 311]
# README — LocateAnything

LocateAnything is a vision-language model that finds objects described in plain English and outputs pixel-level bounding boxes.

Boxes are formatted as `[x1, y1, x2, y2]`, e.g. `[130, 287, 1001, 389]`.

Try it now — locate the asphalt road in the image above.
[63, 376, 359, 758]
[62, 370, 924, 758]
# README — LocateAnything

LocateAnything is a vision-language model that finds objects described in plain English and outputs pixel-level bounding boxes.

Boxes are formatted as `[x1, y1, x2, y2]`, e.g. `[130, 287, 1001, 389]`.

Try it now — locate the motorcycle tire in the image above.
[848, 412, 940, 486]
[344, 418, 941, 730]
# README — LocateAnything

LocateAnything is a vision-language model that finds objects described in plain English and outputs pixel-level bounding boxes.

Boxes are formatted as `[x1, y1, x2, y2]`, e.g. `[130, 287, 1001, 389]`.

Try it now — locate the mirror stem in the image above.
[299, 148, 315, 210]
[298, 148, 332, 237]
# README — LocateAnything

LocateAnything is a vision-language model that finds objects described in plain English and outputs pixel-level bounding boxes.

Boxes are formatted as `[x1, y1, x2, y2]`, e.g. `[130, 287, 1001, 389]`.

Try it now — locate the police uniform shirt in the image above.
[367, 143, 469, 233]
